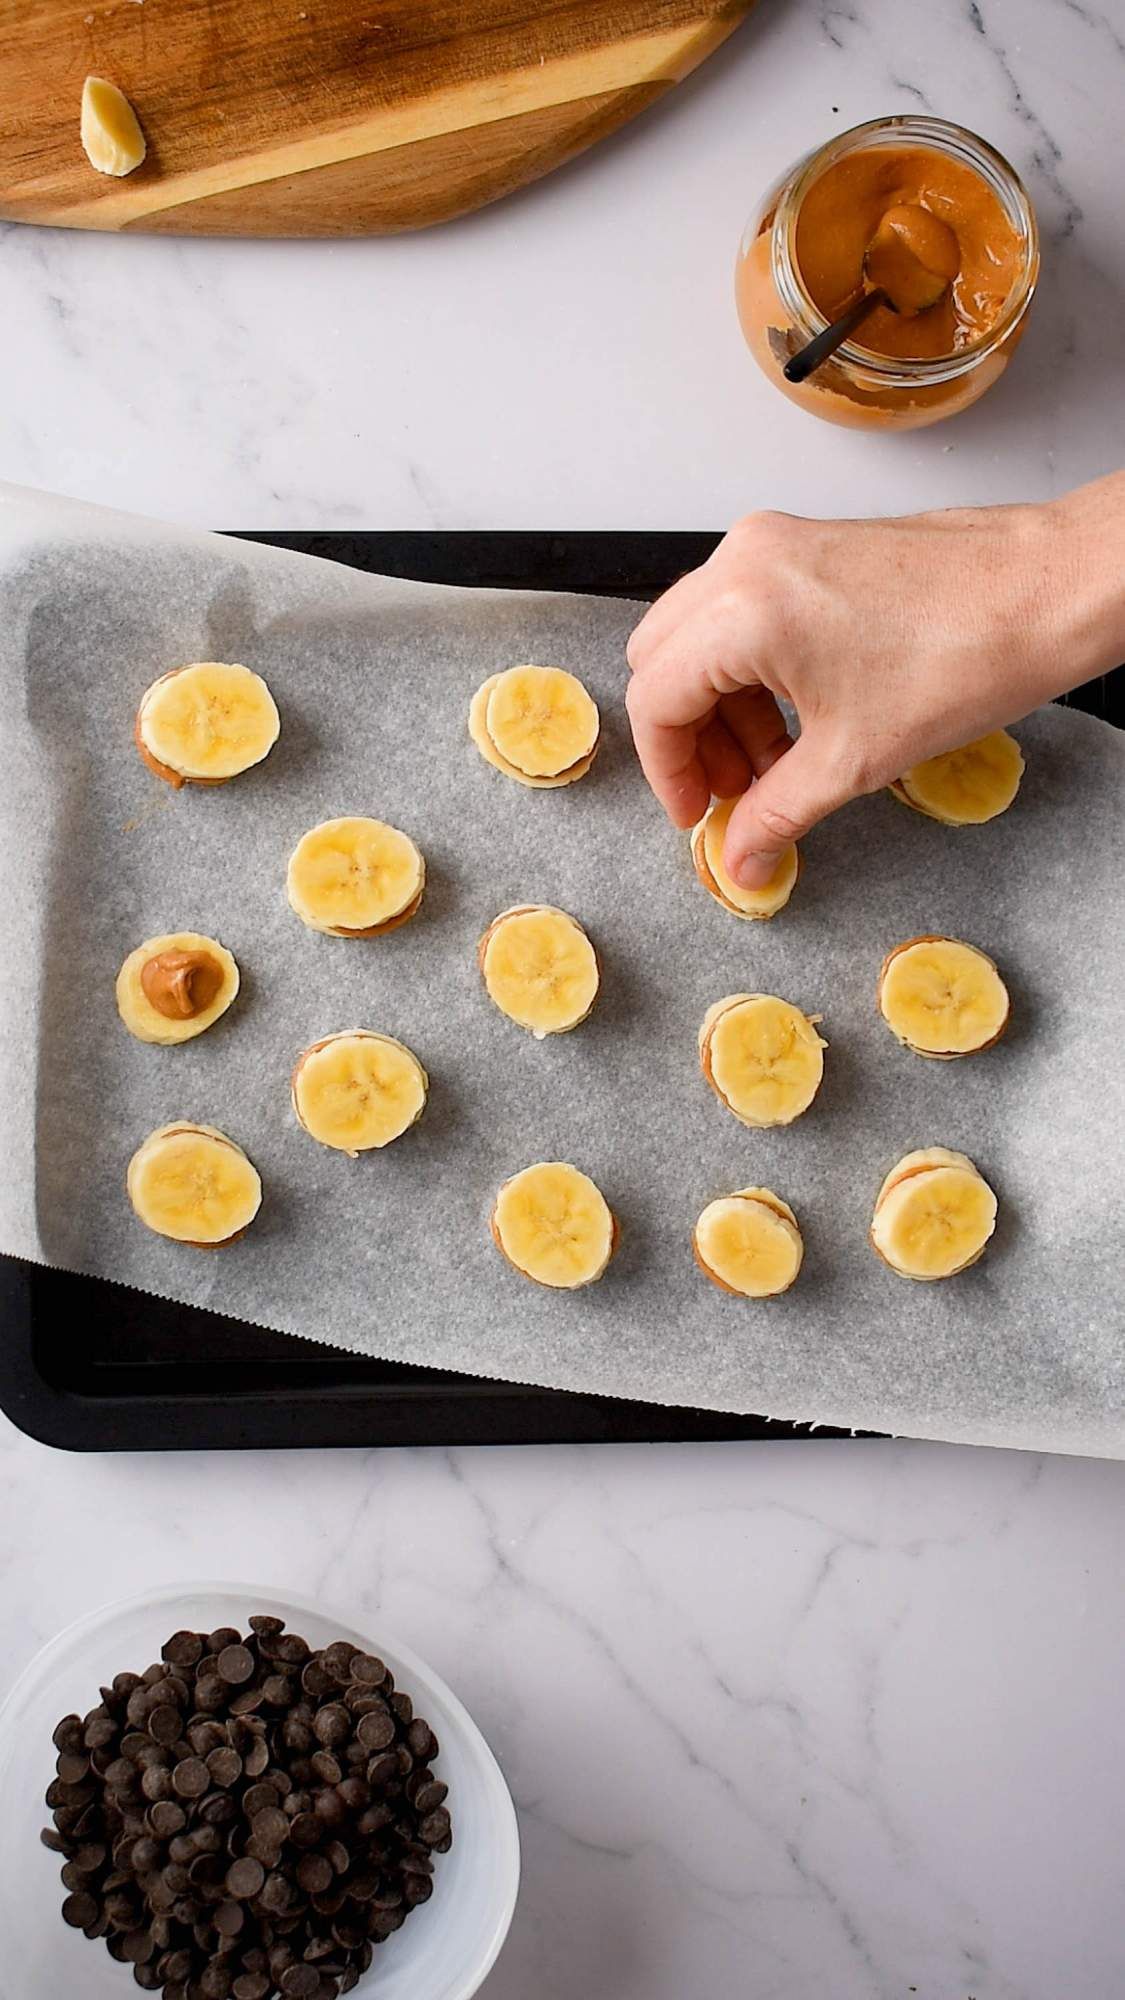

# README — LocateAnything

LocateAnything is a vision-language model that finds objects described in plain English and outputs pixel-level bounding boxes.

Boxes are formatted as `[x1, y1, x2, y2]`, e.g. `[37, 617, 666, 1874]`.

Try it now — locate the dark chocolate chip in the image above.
[356, 1710, 395, 1753]
[147, 1706, 182, 1747]
[243, 1739, 270, 1779]
[213, 1899, 245, 1937]
[162, 1632, 204, 1668]
[172, 1758, 210, 1800]
[281, 1964, 320, 1996]
[61, 1890, 99, 1928]
[295, 1854, 333, 1895]
[225, 1856, 265, 1900]
[312, 1704, 350, 1749]
[207, 1747, 243, 1788]
[348, 1654, 387, 1687]
[233, 1976, 270, 2000]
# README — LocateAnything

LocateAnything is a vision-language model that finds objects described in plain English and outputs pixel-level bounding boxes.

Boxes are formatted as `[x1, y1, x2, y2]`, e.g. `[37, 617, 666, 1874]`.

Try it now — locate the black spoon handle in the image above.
[782, 287, 887, 386]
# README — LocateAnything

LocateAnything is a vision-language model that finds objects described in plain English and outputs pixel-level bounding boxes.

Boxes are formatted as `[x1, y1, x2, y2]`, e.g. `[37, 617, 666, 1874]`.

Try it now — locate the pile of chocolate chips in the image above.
[41, 1617, 451, 1998]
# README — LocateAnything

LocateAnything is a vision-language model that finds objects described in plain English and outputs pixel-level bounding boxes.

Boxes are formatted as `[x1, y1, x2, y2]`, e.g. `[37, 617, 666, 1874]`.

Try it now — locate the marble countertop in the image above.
[3, 0, 1124, 1994]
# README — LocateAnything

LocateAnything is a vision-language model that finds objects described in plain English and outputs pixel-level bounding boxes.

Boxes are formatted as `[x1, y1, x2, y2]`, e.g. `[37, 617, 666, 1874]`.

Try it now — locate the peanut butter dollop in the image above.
[863, 203, 960, 314]
[141, 949, 224, 1020]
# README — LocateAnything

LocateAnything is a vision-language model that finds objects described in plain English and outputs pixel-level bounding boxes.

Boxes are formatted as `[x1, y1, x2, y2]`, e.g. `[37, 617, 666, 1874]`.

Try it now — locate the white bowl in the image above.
[0, 1583, 520, 2000]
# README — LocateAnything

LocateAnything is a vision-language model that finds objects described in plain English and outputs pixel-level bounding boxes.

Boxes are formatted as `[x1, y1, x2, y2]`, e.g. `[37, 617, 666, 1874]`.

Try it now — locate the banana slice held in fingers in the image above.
[870, 1148, 997, 1280]
[128, 1123, 262, 1247]
[116, 932, 239, 1045]
[878, 936, 1010, 1058]
[292, 1030, 428, 1156]
[890, 729, 1024, 825]
[287, 817, 425, 937]
[691, 796, 799, 920]
[470, 665, 599, 787]
[480, 905, 599, 1036]
[491, 1162, 618, 1289]
[700, 994, 825, 1127]
[693, 1189, 804, 1298]
[136, 662, 280, 787]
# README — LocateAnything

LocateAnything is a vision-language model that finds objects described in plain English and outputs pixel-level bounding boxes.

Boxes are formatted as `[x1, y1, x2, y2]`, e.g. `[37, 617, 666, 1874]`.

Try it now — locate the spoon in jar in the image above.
[783, 203, 960, 385]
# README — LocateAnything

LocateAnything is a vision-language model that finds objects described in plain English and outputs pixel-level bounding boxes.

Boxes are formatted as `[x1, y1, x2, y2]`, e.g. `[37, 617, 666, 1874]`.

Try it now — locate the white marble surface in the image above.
[3, 1431, 1125, 1999]
[3, 0, 1123, 528]
[3, 0, 1125, 1995]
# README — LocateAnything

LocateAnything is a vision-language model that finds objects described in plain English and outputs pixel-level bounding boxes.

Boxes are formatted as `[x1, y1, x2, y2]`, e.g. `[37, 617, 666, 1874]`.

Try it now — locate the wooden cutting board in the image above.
[1, 0, 753, 235]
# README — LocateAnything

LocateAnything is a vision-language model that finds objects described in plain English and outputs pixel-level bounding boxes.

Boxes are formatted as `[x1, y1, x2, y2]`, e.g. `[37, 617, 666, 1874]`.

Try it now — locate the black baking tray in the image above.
[1, 532, 1119, 1453]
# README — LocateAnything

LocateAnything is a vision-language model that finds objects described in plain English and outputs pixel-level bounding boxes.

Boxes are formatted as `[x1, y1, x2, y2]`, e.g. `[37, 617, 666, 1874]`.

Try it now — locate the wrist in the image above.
[1042, 472, 1125, 697]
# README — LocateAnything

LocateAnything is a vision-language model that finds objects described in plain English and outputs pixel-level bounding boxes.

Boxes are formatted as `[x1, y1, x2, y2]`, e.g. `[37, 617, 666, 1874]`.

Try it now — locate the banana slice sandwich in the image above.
[135, 662, 280, 788]
[691, 796, 799, 920]
[292, 1031, 428, 1156]
[287, 818, 425, 937]
[128, 1124, 262, 1247]
[116, 932, 239, 1046]
[470, 664, 600, 787]
[479, 905, 599, 1037]
[870, 1148, 997, 1280]
[878, 936, 1010, 1059]
[699, 994, 825, 1127]
[890, 729, 1024, 825]
[491, 1162, 618, 1289]
[693, 1189, 804, 1298]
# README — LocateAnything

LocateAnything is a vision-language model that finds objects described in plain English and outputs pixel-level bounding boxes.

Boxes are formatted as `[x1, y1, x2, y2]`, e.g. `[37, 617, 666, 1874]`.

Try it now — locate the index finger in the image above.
[625, 648, 726, 827]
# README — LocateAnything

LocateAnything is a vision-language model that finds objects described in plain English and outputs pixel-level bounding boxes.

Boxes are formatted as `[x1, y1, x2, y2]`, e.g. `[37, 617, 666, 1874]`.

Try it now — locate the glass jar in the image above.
[735, 115, 1039, 432]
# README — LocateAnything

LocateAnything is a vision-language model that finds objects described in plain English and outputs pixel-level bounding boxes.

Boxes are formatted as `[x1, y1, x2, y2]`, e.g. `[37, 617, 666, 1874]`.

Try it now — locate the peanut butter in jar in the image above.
[736, 116, 1039, 431]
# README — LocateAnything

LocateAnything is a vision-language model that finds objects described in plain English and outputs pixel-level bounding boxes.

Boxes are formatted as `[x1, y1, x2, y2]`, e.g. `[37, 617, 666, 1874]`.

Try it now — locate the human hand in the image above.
[625, 492, 1110, 886]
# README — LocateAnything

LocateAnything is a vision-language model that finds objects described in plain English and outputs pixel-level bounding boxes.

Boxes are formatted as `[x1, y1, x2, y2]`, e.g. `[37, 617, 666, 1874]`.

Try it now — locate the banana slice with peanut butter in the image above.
[116, 932, 239, 1045]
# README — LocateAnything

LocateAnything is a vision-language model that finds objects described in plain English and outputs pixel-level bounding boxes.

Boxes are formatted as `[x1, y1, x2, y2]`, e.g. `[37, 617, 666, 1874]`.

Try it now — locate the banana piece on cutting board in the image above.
[287, 818, 425, 937]
[470, 665, 600, 787]
[699, 994, 825, 1127]
[878, 936, 1010, 1058]
[491, 1162, 617, 1289]
[135, 662, 280, 787]
[480, 905, 599, 1037]
[116, 932, 239, 1046]
[691, 796, 799, 920]
[890, 729, 1024, 825]
[870, 1148, 997, 1280]
[693, 1189, 804, 1298]
[81, 76, 146, 177]
[292, 1030, 428, 1156]
[128, 1124, 262, 1247]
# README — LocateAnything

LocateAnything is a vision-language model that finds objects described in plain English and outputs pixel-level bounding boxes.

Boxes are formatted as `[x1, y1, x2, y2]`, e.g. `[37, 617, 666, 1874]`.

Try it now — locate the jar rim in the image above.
[770, 114, 1040, 383]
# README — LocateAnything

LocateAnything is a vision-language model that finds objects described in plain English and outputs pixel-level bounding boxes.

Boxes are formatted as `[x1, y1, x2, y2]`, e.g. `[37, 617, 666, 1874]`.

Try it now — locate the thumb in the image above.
[722, 733, 851, 888]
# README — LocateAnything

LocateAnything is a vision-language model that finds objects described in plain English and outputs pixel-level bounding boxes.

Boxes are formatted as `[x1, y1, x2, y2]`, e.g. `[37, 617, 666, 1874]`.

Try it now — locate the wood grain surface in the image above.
[1, 0, 753, 235]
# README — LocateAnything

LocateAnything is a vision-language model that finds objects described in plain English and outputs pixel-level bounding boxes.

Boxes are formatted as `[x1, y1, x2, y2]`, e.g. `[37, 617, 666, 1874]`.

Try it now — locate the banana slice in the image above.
[127, 1123, 262, 1247]
[135, 663, 280, 788]
[116, 931, 239, 1046]
[287, 818, 425, 937]
[891, 729, 1024, 825]
[870, 1147, 997, 1280]
[691, 797, 799, 920]
[81, 75, 146, 177]
[470, 665, 599, 787]
[878, 936, 1010, 1059]
[292, 1030, 427, 1155]
[480, 905, 599, 1037]
[693, 1188, 804, 1298]
[491, 1161, 617, 1289]
[699, 994, 825, 1127]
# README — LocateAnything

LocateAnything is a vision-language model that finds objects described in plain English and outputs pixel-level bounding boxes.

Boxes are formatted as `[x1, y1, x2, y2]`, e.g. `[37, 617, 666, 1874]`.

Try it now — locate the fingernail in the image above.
[732, 851, 775, 889]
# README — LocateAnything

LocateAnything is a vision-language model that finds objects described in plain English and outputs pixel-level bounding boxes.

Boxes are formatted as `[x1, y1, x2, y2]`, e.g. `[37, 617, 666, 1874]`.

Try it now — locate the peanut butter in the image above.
[794, 146, 1024, 358]
[141, 949, 224, 1020]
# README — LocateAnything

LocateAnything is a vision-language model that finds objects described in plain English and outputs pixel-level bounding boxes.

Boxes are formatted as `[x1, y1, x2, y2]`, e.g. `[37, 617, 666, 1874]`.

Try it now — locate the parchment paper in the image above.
[1, 485, 1123, 1458]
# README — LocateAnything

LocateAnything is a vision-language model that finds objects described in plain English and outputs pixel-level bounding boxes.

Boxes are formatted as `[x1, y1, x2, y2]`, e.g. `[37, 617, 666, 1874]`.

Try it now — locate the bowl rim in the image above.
[1, 1578, 521, 2000]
